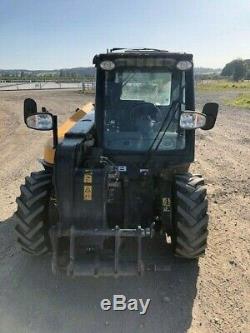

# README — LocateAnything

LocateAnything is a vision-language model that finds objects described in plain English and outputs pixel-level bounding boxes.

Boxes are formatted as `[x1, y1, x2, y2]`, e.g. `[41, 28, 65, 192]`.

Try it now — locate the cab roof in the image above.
[93, 48, 193, 65]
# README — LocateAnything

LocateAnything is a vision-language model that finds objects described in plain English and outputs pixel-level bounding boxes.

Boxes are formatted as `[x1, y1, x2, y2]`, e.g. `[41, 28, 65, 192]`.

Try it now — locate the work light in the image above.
[176, 60, 192, 70]
[180, 111, 206, 129]
[100, 60, 115, 70]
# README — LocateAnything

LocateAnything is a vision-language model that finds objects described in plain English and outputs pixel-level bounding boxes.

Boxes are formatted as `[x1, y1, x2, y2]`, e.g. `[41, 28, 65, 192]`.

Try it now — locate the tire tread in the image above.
[173, 173, 209, 259]
[15, 171, 52, 256]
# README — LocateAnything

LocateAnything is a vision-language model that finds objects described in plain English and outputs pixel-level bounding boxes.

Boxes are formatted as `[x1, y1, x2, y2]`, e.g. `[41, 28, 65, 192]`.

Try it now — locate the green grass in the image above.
[225, 94, 250, 109]
[197, 80, 250, 91]
[197, 79, 250, 109]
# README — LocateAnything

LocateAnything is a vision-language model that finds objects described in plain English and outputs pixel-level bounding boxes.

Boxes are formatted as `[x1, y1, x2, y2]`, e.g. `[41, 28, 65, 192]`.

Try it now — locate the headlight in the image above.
[180, 111, 206, 130]
[176, 60, 192, 71]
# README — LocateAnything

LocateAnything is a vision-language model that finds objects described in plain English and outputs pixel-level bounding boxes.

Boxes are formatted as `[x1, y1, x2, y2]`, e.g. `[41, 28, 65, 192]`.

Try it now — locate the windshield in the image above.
[104, 68, 185, 152]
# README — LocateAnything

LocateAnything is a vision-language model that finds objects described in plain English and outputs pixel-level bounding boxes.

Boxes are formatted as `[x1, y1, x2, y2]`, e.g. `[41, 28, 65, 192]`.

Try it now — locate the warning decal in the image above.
[84, 174, 92, 183]
[83, 170, 93, 201]
[83, 185, 92, 201]
[162, 197, 171, 212]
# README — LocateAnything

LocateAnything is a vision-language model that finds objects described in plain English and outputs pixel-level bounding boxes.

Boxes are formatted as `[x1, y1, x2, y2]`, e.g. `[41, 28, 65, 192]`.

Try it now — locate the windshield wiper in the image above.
[143, 100, 181, 167]
[121, 72, 136, 88]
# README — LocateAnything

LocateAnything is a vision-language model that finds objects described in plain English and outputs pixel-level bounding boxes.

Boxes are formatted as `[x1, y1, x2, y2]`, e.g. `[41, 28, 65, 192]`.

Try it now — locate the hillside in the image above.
[0, 67, 96, 80]
[195, 67, 221, 75]
[0, 66, 220, 80]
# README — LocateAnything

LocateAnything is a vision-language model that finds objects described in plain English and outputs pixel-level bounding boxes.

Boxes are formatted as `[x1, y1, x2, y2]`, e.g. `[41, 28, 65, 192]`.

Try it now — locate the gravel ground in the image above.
[0, 89, 249, 333]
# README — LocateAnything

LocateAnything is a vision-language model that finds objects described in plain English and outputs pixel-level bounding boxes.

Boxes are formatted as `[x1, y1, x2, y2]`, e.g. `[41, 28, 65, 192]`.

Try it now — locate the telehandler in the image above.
[15, 48, 218, 276]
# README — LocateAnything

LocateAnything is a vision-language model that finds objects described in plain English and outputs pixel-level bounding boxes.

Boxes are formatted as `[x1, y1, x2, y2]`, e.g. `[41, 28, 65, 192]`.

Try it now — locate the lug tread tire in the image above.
[15, 171, 52, 256]
[173, 173, 209, 259]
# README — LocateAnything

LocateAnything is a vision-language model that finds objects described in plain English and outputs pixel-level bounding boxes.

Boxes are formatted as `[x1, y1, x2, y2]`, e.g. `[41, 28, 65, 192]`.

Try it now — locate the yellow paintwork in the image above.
[43, 102, 94, 164]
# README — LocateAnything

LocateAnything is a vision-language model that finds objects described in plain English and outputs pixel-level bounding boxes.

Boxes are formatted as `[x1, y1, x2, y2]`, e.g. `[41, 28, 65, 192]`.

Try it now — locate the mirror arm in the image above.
[52, 115, 58, 148]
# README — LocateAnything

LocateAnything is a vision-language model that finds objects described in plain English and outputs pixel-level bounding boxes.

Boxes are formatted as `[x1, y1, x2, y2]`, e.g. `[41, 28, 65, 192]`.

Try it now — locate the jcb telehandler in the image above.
[15, 48, 218, 276]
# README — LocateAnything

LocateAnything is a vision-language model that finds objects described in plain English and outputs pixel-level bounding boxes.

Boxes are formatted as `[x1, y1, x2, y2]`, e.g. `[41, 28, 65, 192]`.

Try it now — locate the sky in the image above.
[0, 0, 249, 69]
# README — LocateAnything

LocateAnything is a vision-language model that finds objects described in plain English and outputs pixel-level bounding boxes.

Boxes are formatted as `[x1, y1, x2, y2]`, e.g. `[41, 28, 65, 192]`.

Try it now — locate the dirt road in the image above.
[0, 89, 249, 333]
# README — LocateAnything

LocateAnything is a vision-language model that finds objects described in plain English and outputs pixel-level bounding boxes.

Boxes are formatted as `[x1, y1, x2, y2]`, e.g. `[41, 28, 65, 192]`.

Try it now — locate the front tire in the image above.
[15, 171, 52, 255]
[172, 173, 209, 259]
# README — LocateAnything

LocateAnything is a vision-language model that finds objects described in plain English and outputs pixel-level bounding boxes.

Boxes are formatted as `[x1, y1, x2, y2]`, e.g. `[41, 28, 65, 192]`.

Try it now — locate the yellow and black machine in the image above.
[15, 48, 218, 276]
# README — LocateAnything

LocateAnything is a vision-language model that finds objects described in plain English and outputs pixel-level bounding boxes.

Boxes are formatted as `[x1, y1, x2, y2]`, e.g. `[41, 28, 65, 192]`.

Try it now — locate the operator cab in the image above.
[94, 50, 192, 162]
[93, 49, 218, 168]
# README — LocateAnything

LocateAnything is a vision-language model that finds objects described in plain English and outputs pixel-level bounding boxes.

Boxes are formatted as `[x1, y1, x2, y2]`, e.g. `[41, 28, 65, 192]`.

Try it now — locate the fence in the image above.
[0, 81, 96, 92]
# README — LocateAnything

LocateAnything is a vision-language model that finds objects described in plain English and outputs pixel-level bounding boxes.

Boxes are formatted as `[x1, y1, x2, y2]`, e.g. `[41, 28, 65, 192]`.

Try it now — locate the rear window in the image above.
[119, 71, 172, 106]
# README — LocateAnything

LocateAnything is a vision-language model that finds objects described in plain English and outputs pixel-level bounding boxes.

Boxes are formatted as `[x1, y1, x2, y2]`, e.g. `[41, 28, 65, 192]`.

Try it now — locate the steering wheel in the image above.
[130, 102, 162, 132]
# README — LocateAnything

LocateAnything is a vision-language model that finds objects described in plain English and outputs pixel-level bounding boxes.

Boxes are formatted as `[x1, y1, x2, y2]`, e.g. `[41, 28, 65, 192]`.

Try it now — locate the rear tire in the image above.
[15, 171, 52, 255]
[172, 173, 208, 259]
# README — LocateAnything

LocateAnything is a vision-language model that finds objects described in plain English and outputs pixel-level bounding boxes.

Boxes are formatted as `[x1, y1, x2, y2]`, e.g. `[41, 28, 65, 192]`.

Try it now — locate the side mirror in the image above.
[24, 98, 37, 124]
[201, 103, 219, 130]
[26, 113, 54, 131]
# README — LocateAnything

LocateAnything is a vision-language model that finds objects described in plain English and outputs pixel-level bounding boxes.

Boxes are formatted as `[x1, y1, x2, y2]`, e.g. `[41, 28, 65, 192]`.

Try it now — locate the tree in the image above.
[59, 69, 64, 78]
[221, 59, 246, 81]
[232, 60, 246, 81]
